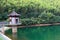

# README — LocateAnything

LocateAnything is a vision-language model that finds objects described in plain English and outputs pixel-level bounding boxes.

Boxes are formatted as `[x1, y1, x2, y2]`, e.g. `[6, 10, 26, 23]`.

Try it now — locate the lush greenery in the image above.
[1, 0, 60, 25]
[5, 25, 60, 40]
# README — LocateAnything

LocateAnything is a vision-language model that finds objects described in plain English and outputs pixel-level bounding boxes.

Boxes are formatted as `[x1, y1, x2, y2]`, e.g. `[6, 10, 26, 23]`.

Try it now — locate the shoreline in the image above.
[5, 23, 60, 28]
[17, 23, 60, 28]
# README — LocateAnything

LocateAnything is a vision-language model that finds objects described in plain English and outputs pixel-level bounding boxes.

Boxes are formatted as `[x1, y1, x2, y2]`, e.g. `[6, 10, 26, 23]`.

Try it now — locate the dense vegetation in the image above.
[0, 0, 60, 25]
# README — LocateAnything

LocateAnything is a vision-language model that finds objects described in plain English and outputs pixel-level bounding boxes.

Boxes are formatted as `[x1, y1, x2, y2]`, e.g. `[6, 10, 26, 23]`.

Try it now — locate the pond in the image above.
[5, 25, 60, 40]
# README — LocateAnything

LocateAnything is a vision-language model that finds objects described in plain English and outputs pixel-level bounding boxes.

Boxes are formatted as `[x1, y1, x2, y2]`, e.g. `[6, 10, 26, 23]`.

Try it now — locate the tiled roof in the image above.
[8, 11, 20, 16]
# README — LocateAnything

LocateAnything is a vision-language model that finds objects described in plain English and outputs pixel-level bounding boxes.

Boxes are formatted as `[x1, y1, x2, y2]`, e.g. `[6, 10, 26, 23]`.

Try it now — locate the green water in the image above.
[5, 25, 60, 40]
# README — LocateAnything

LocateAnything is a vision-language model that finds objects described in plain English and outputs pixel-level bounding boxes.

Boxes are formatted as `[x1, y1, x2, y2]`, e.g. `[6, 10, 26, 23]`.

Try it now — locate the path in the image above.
[0, 32, 11, 40]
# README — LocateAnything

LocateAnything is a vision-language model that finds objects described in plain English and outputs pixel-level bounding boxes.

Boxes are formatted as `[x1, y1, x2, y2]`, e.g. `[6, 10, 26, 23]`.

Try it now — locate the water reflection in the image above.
[12, 33, 17, 40]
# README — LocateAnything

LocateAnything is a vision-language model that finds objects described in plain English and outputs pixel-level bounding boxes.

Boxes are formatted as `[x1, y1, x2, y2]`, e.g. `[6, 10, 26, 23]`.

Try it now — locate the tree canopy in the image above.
[0, 0, 60, 25]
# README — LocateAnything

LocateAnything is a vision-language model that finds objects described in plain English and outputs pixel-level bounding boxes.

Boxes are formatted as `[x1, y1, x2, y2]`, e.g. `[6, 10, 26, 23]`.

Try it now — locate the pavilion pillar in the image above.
[1, 27, 5, 34]
[12, 26, 17, 39]
[12, 26, 17, 34]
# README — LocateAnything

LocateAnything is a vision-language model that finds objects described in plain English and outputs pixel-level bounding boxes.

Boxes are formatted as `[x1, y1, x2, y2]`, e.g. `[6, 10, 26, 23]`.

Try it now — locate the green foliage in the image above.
[38, 11, 55, 23]
[0, 0, 60, 25]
